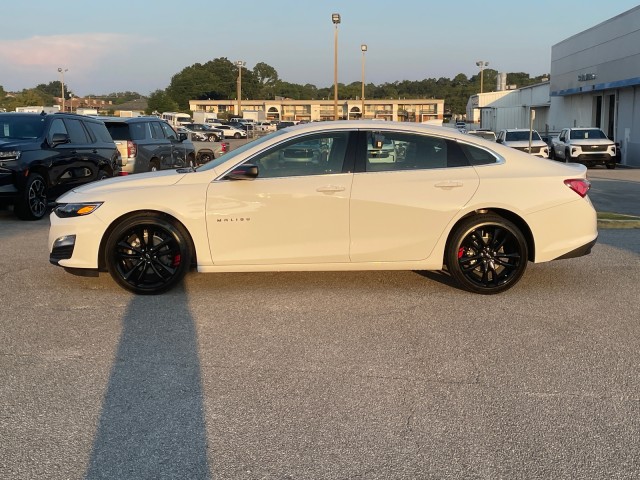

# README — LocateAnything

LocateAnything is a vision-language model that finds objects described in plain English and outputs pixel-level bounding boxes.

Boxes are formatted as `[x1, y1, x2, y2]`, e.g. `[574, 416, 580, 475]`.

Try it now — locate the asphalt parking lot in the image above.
[0, 167, 639, 479]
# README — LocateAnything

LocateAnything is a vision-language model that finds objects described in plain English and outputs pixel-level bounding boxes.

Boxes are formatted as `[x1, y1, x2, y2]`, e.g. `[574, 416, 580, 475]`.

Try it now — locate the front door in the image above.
[206, 131, 353, 265]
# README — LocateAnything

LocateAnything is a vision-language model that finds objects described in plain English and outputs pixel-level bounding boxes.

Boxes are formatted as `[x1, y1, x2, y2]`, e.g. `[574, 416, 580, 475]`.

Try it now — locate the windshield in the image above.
[570, 129, 607, 140]
[505, 130, 542, 141]
[0, 114, 47, 140]
[196, 129, 288, 172]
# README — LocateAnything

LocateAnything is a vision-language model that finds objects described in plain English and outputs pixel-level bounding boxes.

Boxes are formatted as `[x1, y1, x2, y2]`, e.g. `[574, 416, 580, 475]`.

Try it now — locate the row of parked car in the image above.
[0, 112, 207, 220]
[466, 127, 618, 169]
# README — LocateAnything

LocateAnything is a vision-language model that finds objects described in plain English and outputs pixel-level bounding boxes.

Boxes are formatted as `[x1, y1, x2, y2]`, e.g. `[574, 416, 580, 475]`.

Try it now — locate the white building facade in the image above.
[467, 6, 640, 167]
[549, 6, 640, 166]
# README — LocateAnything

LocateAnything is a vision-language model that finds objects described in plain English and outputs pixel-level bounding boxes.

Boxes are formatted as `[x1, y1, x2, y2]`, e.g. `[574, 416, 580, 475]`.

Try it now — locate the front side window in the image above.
[48, 118, 68, 142]
[246, 132, 350, 178]
[160, 122, 177, 140]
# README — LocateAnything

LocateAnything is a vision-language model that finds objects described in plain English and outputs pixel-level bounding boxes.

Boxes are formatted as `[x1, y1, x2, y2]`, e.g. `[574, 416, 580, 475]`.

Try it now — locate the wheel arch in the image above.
[98, 209, 197, 271]
[443, 208, 535, 263]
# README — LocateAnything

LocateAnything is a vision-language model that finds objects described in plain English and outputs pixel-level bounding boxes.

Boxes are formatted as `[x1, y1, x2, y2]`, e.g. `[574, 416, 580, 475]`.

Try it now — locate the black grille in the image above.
[49, 245, 74, 264]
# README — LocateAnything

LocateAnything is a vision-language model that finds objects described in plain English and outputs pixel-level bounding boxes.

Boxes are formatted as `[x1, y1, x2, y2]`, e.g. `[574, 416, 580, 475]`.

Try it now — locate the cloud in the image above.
[0, 33, 148, 69]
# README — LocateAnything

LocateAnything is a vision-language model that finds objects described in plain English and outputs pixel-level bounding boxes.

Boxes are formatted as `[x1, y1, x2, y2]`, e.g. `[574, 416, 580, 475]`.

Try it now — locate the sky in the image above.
[1, 0, 639, 97]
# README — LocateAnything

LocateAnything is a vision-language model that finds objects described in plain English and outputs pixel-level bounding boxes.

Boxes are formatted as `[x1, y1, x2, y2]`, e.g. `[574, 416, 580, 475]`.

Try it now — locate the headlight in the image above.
[0, 150, 21, 160]
[54, 202, 103, 218]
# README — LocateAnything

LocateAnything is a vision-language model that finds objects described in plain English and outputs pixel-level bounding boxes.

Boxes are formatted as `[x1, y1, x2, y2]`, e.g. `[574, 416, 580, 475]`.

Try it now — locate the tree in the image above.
[146, 89, 179, 115]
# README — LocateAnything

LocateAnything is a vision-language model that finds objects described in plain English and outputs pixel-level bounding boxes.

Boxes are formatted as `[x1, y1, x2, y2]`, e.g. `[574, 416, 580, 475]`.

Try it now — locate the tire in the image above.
[14, 173, 48, 220]
[234, 133, 241, 139]
[96, 169, 110, 181]
[446, 214, 528, 294]
[149, 160, 160, 172]
[197, 152, 213, 165]
[549, 147, 556, 160]
[105, 214, 192, 294]
[565, 149, 571, 163]
[606, 163, 616, 170]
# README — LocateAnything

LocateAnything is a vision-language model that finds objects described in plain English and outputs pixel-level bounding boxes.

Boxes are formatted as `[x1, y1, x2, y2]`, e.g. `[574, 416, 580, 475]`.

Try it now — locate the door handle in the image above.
[316, 185, 346, 193]
[434, 181, 463, 189]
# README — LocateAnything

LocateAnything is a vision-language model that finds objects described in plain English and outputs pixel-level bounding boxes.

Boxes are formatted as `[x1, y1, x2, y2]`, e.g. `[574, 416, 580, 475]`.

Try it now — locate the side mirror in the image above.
[50, 132, 70, 147]
[225, 163, 259, 180]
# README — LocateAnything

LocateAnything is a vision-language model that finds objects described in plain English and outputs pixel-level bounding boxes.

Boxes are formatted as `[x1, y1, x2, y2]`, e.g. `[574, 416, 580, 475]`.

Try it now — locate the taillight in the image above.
[564, 179, 591, 197]
[127, 140, 137, 158]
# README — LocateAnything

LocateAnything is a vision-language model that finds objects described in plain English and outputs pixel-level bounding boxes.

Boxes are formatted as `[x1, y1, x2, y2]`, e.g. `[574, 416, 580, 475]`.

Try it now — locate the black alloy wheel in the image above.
[446, 214, 528, 294]
[96, 169, 110, 180]
[197, 152, 212, 165]
[149, 160, 159, 172]
[105, 215, 192, 294]
[15, 173, 48, 220]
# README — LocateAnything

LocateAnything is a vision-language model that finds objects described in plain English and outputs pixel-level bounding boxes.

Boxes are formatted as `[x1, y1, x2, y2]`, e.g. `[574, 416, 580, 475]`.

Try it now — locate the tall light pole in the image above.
[361, 44, 367, 119]
[332, 13, 341, 121]
[236, 60, 245, 116]
[58, 67, 68, 112]
[476, 61, 489, 94]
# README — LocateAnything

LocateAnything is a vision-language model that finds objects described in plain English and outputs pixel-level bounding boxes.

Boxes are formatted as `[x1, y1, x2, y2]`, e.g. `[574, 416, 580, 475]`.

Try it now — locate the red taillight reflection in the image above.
[564, 179, 591, 197]
[127, 140, 137, 158]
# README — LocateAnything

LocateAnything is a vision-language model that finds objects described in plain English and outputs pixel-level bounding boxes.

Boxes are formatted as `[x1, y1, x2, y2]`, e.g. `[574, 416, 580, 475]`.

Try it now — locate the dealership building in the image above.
[468, 5, 640, 167]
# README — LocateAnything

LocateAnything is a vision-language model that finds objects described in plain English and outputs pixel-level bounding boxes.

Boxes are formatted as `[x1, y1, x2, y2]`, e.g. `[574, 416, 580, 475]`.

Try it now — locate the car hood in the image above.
[570, 138, 614, 146]
[0, 138, 38, 149]
[64, 169, 186, 197]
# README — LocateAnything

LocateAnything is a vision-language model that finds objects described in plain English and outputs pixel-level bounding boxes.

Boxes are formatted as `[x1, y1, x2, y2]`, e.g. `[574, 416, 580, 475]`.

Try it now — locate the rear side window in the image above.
[128, 122, 147, 141]
[459, 143, 499, 166]
[105, 123, 132, 141]
[85, 121, 113, 143]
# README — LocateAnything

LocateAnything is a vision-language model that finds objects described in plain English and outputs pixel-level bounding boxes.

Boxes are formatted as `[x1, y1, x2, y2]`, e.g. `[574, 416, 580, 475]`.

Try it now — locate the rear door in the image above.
[47, 118, 97, 197]
[349, 130, 480, 262]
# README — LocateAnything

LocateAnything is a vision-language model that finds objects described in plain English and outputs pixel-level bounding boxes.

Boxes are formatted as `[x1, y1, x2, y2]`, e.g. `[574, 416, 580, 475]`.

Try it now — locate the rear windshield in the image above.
[0, 114, 47, 139]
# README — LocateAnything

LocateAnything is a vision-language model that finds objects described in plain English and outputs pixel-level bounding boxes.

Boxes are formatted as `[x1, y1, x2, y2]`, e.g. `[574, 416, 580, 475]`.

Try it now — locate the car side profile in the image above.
[49, 121, 597, 295]
[102, 117, 196, 174]
[0, 112, 120, 220]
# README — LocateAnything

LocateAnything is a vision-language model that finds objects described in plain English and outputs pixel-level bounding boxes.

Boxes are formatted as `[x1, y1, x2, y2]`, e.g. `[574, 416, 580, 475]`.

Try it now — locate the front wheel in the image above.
[446, 214, 528, 294]
[234, 133, 241, 139]
[105, 214, 192, 294]
[14, 173, 48, 220]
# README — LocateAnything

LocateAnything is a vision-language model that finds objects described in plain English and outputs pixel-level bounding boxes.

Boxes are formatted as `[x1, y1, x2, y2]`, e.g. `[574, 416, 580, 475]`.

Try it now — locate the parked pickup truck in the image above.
[550, 127, 616, 169]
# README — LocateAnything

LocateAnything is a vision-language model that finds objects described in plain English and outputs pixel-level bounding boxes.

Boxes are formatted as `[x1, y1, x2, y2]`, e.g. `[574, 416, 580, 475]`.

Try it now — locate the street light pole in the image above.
[361, 44, 367, 119]
[332, 13, 341, 121]
[236, 61, 245, 117]
[476, 61, 489, 94]
[58, 67, 68, 112]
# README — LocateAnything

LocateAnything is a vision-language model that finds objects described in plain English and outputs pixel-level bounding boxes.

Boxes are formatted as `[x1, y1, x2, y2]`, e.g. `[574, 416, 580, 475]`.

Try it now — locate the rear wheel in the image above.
[446, 214, 528, 294]
[105, 214, 192, 294]
[14, 173, 48, 220]
[149, 159, 160, 172]
[606, 163, 616, 169]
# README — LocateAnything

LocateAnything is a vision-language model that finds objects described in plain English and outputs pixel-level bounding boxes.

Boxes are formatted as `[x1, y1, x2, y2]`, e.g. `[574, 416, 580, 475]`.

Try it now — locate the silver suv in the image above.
[103, 117, 196, 173]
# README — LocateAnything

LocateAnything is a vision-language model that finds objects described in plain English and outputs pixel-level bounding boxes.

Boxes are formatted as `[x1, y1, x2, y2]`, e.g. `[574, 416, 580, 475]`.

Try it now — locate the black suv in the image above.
[0, 112, 121, 220]
[102, 117, 196, 174]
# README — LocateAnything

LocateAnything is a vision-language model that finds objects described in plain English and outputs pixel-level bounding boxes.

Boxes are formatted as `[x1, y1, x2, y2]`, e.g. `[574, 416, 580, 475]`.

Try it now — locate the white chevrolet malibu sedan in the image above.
[49, 121, 597, 295]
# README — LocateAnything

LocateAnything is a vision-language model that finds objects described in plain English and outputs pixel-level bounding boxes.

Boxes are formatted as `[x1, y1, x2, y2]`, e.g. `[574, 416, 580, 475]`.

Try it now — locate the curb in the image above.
[597, 213, 640, 229]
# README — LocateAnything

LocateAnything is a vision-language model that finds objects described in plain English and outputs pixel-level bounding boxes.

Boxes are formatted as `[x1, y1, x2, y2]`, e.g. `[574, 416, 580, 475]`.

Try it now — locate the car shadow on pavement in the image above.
[84, 285, 211, 479]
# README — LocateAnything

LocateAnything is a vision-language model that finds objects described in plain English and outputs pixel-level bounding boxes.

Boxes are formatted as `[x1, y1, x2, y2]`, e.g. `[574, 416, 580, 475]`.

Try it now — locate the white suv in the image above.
[550, 127, 616, 169]
[496, 129, 549, 158]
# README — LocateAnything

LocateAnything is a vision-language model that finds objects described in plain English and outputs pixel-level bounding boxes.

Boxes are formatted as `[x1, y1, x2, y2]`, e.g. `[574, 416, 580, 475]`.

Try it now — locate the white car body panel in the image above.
[48, 121, 598, 291]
